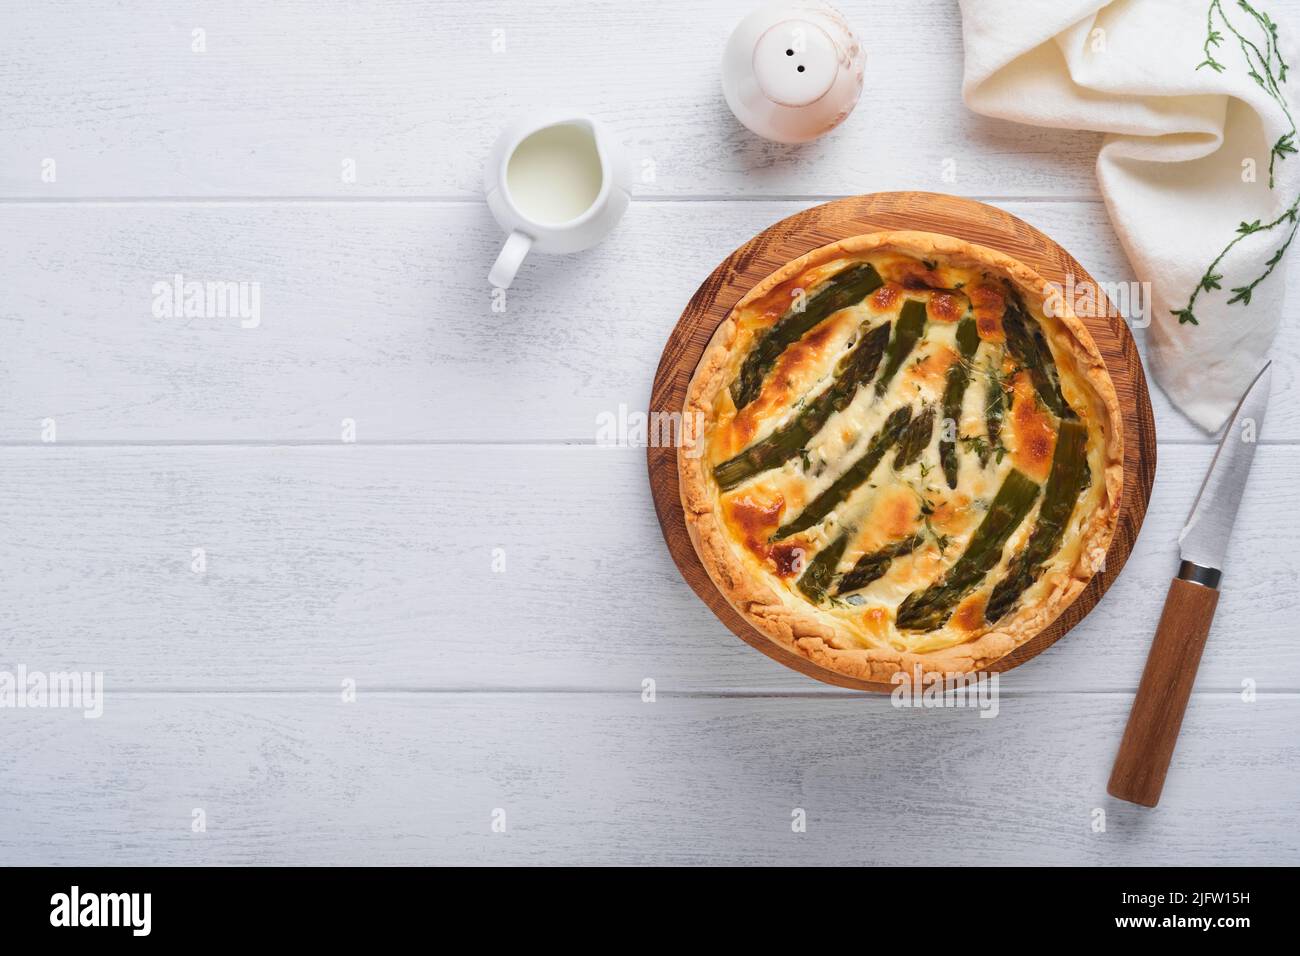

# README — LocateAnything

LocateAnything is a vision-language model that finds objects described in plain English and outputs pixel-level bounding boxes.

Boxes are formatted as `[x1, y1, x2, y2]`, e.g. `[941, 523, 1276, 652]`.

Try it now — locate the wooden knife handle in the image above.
[1107, 577, 1220, 807]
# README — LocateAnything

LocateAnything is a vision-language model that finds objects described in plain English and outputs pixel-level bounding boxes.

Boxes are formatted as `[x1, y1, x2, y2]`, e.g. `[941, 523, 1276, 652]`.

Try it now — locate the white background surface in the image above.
[0, 0, 1296, 865]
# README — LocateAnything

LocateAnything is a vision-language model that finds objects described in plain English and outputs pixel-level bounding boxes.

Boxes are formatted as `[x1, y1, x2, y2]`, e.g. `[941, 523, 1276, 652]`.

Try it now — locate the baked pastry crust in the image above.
[679, 231, 1123, 681]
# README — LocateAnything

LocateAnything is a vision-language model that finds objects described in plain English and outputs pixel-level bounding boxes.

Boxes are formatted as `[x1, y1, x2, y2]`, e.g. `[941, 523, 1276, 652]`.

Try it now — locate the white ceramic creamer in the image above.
[485, 111, 632, 288]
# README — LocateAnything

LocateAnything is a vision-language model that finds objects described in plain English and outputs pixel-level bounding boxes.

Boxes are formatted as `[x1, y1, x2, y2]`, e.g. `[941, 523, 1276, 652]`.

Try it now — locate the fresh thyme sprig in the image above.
[1182, 0, 1299, 325]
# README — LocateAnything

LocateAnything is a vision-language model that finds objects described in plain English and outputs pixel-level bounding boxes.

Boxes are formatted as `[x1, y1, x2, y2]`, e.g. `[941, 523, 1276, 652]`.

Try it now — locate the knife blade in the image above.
[1108, 361, 1272, 807]
[1176, 361, 1273, 585]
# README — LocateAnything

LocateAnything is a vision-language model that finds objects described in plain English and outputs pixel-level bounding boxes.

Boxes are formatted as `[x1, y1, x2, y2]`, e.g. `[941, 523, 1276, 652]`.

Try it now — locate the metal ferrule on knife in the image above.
[1176, 560, 1221, 590]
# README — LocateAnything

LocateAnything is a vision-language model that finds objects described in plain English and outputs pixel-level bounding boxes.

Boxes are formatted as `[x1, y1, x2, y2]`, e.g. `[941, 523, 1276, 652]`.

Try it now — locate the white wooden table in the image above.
[1, 0, 1296, 866]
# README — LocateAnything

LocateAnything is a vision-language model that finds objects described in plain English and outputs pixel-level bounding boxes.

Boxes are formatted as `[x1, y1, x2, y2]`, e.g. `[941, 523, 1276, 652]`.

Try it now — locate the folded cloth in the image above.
[960, 0, 1295, 431]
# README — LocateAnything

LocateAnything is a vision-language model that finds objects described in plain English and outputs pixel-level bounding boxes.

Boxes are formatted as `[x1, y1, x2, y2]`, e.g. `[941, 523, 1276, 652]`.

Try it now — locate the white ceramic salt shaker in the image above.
[722, 1, 864, 144]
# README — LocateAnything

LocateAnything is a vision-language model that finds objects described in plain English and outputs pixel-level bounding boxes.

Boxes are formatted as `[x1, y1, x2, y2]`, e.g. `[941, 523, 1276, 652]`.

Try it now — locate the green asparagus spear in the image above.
[773, 405, 913, 541]
[713, 321, 891, 491]
[1029, 319, 1076, 420]
[894, 469, 1041, 631]
[1002, 288, 1073, 420]
[982, 354, 1006, 467]
[984, 420, 1090, 623]
[796, 532, 852, 603]
[834, 532, 926, 595]
[939, 316, 981, 487]
[731, 263, 884, 410]
[874, 299, 928, 397]
[893, 404, 935, 469]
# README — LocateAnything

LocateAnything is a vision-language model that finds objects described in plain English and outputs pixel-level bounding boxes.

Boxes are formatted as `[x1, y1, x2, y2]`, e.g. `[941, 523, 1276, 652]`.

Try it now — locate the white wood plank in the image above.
[0, 691, 1293, 865]
[0, 0, 1104, 199]
[1, 200, 1291, 443]
[1, 443, 1294, 692]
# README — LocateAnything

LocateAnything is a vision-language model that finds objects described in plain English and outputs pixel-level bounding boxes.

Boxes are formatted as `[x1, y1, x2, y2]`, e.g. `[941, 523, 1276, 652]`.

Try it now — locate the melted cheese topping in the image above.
[704, 253, 1111, 655]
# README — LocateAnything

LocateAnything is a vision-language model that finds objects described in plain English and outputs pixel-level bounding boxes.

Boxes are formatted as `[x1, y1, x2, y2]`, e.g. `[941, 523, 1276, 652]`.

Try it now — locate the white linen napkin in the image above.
[959, 0, 1296, 431]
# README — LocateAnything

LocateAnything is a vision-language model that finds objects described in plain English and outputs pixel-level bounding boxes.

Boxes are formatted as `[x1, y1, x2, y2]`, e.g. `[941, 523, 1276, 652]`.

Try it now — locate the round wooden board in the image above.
[647, 192, 1157, 692]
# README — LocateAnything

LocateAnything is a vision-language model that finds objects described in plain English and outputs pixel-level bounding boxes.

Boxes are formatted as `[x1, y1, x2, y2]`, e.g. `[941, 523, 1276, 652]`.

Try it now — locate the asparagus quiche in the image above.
[680, 232, 1123, 681]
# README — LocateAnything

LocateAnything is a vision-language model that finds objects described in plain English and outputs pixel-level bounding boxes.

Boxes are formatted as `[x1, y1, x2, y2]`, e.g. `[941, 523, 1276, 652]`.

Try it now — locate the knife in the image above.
[1108, 361, 1273, 807]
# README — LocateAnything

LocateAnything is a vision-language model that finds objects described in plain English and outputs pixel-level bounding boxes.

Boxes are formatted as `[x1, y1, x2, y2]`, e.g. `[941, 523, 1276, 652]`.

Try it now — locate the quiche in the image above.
[679, 232, 1123, 681]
